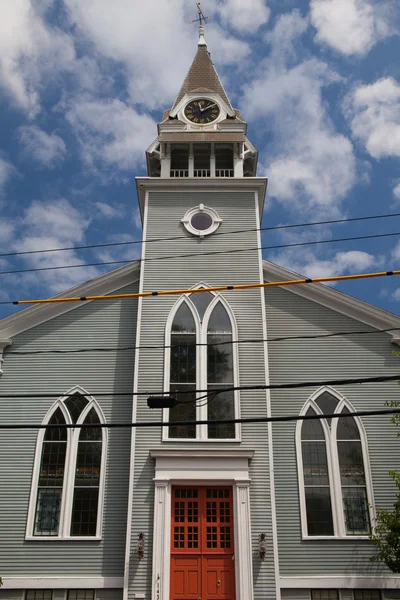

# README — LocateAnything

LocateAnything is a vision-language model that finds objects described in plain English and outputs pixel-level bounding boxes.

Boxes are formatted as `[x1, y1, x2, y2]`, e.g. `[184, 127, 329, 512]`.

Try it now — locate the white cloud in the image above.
[270, 248, 380, 279]
[18, 125, 66, 167]
[65, 0, 249, 109]
[0, 0, 76, 116]
[243, 11, 356, 215]
[0, 158, 15, 199]
[310, 0, 391, 56]
[66, 98, 156, 173]
[95, 201, 125, 219]
[394, 183, 400, 200]
[10, 198, 100, 293]
[345, 77, 400, 159]
[216, 0, 270, 33]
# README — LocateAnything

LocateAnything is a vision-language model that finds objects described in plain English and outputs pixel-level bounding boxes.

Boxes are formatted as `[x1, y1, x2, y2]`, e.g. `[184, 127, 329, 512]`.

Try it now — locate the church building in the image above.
[0, 23, 399, 600]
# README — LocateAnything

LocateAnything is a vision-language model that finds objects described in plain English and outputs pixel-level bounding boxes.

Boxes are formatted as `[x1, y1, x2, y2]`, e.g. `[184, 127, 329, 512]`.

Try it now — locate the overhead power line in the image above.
[1, 406, 399, 430]
[1, 210, 400, 259]
[5, 326, 400, 356]
[6, 267, 400, 306]
[2, 230, 400, 277]
[0, 372, 399, 398]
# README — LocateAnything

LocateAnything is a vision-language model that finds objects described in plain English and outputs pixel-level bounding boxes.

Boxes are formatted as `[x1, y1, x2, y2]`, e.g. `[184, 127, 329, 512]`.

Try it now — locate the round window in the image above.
[190, 212, 213, 231]
[181, 204, 222, 237]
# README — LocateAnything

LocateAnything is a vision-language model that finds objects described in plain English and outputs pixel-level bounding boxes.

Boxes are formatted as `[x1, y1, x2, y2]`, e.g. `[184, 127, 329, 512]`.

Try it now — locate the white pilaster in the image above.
[0, 339, 12, 376]
[235, 480, 254, 600]
[152, 480, 170, 600]
[160, 144, 171, 178]
[234, 144, 244, 177]
[189, 143, 194, 177]
[210, 142, 216, 177]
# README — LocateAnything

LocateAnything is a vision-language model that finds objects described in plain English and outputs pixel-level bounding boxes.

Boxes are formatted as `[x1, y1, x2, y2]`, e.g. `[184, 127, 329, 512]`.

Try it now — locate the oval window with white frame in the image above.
[181, 204, 223, 237]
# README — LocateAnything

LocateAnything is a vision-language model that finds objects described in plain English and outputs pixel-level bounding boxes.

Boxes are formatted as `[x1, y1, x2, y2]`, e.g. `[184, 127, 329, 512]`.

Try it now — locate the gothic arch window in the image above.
[27, 387, 106, 539]
[165, 288, 239, 440]
[296, 387, 374, 538]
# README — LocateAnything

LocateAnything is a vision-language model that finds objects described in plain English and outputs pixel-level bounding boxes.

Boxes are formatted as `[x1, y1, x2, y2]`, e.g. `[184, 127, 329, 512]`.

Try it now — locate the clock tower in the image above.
[128, 22, 276, 600]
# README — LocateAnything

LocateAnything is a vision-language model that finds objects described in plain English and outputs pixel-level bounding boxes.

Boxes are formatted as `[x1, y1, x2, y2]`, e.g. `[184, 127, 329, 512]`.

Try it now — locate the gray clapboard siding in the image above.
[264, 285, 400, 576]
[281, 590, 311, 600]
[0, 592, 23, 600]
[127, 190, 276, 600]
[0, 283, 138, 578]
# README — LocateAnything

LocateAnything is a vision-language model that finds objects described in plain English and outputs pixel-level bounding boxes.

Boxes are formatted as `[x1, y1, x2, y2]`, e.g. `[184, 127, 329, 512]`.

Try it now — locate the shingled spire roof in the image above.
[171, 35, 233, 111]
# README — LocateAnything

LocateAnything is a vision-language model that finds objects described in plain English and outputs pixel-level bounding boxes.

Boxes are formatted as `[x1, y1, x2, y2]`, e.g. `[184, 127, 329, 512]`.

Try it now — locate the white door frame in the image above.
[150, 449, 254, 600]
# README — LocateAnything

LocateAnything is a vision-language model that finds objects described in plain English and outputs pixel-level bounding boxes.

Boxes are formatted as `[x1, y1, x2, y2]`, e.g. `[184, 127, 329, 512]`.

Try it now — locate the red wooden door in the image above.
[170, 487, 235, 600]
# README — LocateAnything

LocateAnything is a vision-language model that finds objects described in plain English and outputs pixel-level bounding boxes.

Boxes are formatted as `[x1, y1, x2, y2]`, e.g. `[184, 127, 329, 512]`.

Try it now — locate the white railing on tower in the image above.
[216, 169, 234, 177]
[170, 169, 189, 177]
[194, 169, 211, 177]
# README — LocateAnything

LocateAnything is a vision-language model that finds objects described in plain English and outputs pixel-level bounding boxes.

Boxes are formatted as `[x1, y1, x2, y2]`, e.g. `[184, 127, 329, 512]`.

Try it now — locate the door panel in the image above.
[171, 556, 201, 599]
[170, 487, 235, 600]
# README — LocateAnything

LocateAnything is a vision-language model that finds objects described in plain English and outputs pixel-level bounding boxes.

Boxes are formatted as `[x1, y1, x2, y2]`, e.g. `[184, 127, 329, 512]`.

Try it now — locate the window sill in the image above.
[25, 535, 102, 541]
[302, 535, 370, 541]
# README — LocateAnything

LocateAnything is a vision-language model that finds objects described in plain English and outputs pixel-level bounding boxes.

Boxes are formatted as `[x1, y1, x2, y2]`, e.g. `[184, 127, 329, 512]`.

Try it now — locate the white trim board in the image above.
[279, 576, 400, 589]
[0, 262, 140, 339]
[263, 261, 400, 342]
[1, 577, 123, 589]
[135, 176, 268, 221]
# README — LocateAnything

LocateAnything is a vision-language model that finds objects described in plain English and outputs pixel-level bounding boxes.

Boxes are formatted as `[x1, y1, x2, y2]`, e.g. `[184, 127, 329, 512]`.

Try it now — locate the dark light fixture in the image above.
[258, 533, 267, 560]
[137, 533, 145, 560]
[147, 396, 176, 409]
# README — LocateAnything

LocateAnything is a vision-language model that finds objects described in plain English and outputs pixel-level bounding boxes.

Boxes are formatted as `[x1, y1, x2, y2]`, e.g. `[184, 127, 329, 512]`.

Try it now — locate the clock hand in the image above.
[199, 103, 216, 113]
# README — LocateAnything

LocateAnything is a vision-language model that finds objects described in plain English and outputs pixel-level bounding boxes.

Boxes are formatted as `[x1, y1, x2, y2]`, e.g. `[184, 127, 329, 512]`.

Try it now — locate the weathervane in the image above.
[189, 2, 211, 28]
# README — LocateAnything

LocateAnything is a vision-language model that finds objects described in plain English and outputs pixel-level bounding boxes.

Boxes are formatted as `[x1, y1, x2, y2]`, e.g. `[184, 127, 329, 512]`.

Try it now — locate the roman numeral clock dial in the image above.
[184, 99, 220, 124]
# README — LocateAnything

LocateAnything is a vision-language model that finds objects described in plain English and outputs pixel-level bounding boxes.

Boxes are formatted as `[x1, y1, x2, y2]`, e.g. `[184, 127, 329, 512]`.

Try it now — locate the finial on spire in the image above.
[189, 2, 210, 46]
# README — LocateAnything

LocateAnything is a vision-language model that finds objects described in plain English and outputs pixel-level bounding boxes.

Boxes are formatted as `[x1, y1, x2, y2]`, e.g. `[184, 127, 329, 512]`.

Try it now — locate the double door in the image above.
[170, 486, 235, 600]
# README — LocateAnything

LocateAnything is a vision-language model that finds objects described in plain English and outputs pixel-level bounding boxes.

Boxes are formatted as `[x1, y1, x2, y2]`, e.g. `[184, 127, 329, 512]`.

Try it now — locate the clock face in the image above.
[184, 99, 220, 124]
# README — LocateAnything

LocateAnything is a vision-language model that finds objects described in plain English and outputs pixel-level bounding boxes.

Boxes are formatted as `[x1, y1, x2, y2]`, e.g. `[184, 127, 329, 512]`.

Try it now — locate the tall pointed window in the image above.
[165, 290, 238, 440]
[297, 389, 373, 538]
[27, 389, 106, 539]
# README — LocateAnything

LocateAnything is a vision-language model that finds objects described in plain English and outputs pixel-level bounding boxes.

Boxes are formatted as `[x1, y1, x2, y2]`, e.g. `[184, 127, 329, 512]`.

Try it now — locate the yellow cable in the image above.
[12, 268, 400, 305]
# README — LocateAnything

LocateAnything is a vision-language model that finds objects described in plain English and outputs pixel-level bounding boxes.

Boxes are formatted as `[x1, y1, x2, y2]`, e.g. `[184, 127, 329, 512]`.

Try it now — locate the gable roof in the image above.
[1, 258, 399, 343]
[171, 45, 233, 111]
[0, 261, 140, 340]
[263, 260, 400, 343]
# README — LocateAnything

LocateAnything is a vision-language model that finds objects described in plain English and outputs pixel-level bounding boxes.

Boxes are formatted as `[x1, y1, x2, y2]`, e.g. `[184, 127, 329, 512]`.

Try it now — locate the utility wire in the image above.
[1, 210, 400, 259]
[5, 326, 400, 356]
[0, 372, 399, 398]
[1, 230, 400, 277]
[1, 406, 399, 430]
[6, 267, 400, 306]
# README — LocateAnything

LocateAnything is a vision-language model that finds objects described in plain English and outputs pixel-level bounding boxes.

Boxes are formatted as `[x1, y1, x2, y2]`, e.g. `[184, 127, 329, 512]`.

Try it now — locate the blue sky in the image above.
[0, 0, 400, 320]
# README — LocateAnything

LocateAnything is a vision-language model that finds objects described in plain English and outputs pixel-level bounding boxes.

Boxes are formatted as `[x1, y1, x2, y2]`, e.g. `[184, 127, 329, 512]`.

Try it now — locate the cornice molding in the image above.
[0, 261, 140, 339]
[136, 176, 268, 220]
[263, 260, 400, 342]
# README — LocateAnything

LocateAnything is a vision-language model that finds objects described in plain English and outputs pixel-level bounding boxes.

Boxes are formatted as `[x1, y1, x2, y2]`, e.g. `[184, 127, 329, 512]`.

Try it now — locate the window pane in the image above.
[71, 488, 99, 536]
[169, 384, 196, 438]
[342, 488, 370, 534]
[34, 489, 62, 536]
[301, 408, 325, 440]
[207, 387, 235, 439]
[207, 303, 232, 333]
[67, 591, 95, 600]
[311, 591, 338, 600]
[172, 303, 196, 333]
[75, 442, 102, 487]
[191, 213, 212, 231]
[337, 408, 360, 440]
[354, 592, 381, 600]
[190, 291, 213, 320]
[80, 408, 102, 441]
[26, 592, 53, 600]
[302, 442, 329, 485]
[207, 334, 233, 383]
[39, 442, 67, 487]
[338, 441, 365, 485]
[171, 334, 196, 383]
[305, 488, 334, 535]
[315, 392, 338, 425]
[44, 408, 67, 441]
[65, 393, 89, 424]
